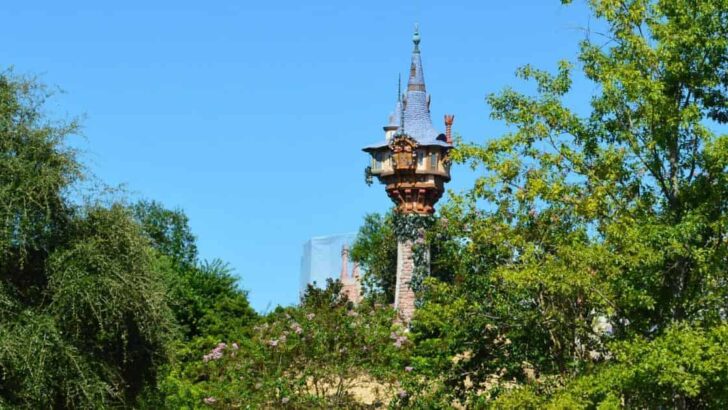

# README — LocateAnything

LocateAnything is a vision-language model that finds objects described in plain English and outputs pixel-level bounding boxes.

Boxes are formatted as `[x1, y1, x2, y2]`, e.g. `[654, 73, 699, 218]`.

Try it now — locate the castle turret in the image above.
[364, 26, 453, 215]
[363, 26, 454, 323]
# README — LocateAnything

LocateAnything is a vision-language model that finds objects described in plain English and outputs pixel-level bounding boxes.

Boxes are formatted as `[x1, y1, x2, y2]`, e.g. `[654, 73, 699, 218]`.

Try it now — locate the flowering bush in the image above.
[162, 279, 413, 408]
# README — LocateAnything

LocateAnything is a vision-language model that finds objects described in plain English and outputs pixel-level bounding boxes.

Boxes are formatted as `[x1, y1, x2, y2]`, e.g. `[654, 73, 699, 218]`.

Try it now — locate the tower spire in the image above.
[408, 25, 425, 92]
[402, 24, 439, 142]
[412, 23, 420, 53]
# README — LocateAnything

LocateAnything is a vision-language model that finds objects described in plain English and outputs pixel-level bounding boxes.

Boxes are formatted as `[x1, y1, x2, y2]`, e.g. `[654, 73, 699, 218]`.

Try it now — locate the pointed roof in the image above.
[364, 26, 450, 152]
[386, 100, 402, 129]
[402, 24, 443, 144]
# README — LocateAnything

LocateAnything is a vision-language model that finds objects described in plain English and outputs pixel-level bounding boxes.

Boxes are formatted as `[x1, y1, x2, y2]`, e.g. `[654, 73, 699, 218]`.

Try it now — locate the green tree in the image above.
[0, 72, 81, 307]
[0, 71, 175, 407]
[351, 211, 462, 304]
[132, 200, 198, 268]
[351, 212, 398, 303]
[406, 0, 727, 407]
[46, 205, 174, 402]
[132, 200, 257, 342]
[131, 201, 259, 408]
[495, 323, 728, 409]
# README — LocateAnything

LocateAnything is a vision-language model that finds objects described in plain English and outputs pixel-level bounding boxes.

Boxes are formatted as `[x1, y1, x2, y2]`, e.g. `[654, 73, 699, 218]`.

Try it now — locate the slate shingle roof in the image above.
[364, 27, 451, 152]
[387, 99, 402, 128]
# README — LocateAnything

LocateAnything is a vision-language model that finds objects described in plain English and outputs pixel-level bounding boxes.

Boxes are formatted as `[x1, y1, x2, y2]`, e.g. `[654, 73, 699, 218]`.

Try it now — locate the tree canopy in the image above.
[0, 72, 175, 407]
[0, 72, 257, 408]
[395, 0, 728, 407]
[1, 0, 726, 408]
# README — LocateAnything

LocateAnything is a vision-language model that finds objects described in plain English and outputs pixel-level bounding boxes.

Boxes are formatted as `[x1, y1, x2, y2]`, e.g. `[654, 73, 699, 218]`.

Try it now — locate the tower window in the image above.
[417, 151, 424, 168]
[430, 152, 438, 170]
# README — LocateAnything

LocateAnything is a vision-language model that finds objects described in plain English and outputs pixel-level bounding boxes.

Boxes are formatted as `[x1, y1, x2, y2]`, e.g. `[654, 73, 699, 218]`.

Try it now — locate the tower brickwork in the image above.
[394, 240, 416, 323]
[339, 244, 362, 304]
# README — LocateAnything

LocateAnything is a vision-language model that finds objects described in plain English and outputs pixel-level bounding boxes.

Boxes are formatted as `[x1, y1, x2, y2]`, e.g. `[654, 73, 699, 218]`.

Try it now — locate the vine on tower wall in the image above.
[392, 213, 435, 297]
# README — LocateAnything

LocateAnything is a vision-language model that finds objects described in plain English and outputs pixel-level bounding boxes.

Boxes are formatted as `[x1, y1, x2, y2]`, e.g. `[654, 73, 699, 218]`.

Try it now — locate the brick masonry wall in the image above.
[341, 279, 361, 304]
[395, 239, 416, 323]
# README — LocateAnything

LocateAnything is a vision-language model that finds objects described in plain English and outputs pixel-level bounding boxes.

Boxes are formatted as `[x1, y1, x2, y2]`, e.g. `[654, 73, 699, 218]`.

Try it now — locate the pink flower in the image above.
[398, 390, 408, 399]
[268, 339, 279, 347]
[232, 343, 239, 350]
[202, 343, 227, 362]
[306, 313, 315, 320]
[203, 396, 217, 404]
[291, 322, 303, 335]
[405, 366, 414, 372]
[281, 397, 290, 404]
[392, 334, 408, 348]
[347, 310, 359, 317]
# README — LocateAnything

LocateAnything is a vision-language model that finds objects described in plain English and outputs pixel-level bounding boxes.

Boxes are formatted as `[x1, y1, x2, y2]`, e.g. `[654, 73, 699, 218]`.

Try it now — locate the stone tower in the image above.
[363, 26, 453, 323]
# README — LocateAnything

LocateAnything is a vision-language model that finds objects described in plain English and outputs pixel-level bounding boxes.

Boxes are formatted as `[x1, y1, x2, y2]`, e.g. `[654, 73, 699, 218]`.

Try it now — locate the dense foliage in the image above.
[393, 0, 727, 407]
[0, 72, 175, 407]
[2, 0, 725, 408]
[132, 202, 260, 407]
[132, 200, 257, 343]
[351, 212, 456, 303]
[0, 72, 257, 408]
[350, 213, 398, 303]
[161, 280, 412, 409]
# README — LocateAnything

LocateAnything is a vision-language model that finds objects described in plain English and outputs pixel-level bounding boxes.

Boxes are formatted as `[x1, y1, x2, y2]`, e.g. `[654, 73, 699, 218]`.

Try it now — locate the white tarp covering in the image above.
[299, 233, 357, 295]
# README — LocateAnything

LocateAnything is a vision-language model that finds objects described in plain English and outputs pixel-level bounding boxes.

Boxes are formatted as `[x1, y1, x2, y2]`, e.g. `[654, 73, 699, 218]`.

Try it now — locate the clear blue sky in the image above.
[1, 1, 596, 311]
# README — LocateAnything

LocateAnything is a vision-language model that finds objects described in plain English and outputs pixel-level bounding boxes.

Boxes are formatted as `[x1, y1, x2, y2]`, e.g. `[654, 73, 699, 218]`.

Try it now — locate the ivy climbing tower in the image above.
[363, 26, 454, 323]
